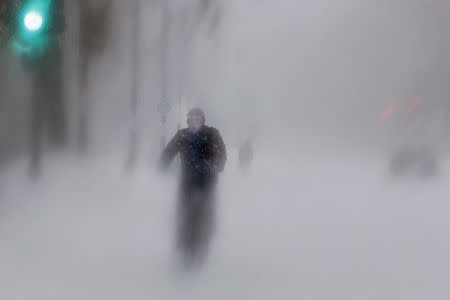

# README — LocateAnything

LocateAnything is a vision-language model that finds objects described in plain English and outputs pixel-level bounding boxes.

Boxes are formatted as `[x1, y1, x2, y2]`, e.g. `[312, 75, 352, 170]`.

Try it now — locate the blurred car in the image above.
[382, 96, 444, 179]
[389, 145, 438, 179]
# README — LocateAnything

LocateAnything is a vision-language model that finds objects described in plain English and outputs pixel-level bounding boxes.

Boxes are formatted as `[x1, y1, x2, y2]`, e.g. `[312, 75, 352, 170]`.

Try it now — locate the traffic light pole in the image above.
[24, 0, 66, 180]
[29, 70, 43, 180]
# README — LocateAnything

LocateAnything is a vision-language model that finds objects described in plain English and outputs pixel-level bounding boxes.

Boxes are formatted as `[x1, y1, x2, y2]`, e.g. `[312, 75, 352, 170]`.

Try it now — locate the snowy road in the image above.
[0, 151, 449, 300]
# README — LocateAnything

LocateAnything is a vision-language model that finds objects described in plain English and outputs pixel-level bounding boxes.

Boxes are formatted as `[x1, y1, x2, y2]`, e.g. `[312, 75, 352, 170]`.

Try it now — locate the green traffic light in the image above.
[24, 11, 44, 32]
[11, 0, 54, 56]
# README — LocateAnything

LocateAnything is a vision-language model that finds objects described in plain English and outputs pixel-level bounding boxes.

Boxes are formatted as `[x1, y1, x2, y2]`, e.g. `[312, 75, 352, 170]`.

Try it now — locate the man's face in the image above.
[187, 116, 204, 133]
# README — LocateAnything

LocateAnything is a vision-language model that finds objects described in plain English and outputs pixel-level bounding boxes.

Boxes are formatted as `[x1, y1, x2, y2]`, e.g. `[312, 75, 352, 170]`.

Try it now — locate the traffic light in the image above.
[11, 0, 64, 57]
[23, 10, 44, 32]
[17, 0, 50, 40]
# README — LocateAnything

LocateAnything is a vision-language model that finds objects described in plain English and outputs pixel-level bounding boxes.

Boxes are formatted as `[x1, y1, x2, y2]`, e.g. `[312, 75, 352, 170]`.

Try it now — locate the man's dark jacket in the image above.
[161, 126, 227, 186]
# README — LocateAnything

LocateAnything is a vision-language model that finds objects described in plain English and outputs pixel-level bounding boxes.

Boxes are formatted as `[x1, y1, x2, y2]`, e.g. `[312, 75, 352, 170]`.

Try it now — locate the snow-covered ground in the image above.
[0, 150, 449, 300]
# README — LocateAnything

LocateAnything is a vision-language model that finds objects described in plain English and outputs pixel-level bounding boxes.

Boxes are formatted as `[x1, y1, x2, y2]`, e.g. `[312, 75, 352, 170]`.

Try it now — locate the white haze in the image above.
[1, 0, 450, 299]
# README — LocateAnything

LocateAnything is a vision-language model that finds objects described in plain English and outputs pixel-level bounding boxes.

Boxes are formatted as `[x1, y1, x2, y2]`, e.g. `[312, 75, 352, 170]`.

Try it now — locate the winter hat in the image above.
[187, 107, 206, 123]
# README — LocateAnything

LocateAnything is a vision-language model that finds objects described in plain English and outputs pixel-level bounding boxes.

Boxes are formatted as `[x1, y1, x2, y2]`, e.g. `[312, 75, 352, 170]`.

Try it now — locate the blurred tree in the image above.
[198, 0, 222, 35]
[77, 0, 112, 153]
[125, 0, 141, 170]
